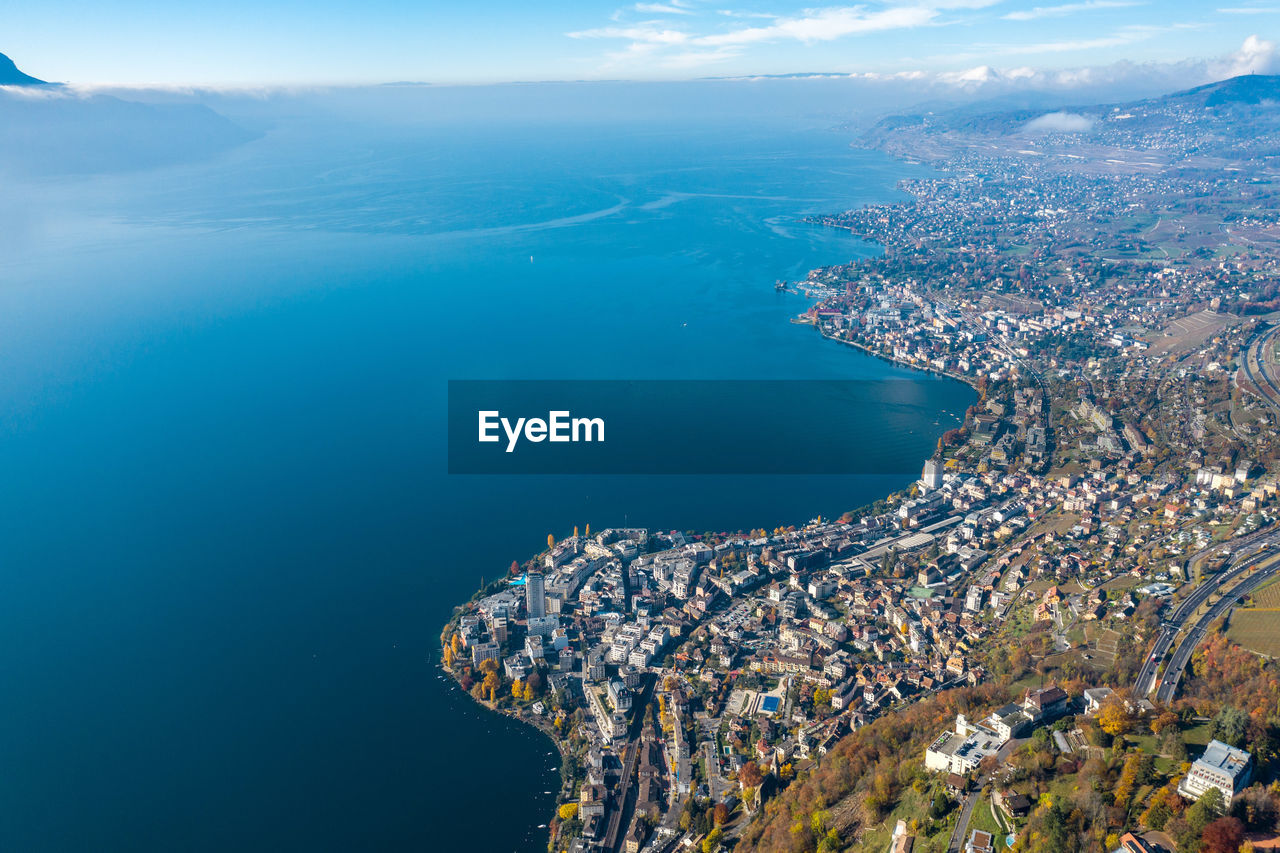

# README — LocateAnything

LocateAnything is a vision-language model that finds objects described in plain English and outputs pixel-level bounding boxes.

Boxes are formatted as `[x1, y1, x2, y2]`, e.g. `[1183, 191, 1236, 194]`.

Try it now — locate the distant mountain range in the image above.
[865, 73, 1280, 145]
[0, 52, 46, 86]
[0, 50, 259, 175]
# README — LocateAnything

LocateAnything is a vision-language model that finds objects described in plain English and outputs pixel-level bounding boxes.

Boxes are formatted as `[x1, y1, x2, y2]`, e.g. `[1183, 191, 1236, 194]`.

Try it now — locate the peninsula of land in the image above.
[443, 74, 1280, 853]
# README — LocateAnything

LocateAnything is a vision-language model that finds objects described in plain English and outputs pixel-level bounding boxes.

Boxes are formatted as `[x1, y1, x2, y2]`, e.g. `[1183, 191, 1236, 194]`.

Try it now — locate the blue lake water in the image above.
[0, 114, 972, 851]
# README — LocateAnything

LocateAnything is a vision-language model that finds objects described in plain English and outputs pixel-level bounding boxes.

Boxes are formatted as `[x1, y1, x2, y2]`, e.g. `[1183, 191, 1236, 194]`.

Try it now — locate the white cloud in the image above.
[570, 3, 954, 66]
[1003, 1, 1141, 21]
[0, 83, 78, 100]
[567, 25, 692, 44]
[1218, 5, 1280, 12]
[634, 2, 696, 14]
[696, 6, 940, 46]
[1024, 111, 1095, 131]
[566, 2, 1270, 81]
[917, 34, 1280, 93]
[1213, 33, 1280, 75]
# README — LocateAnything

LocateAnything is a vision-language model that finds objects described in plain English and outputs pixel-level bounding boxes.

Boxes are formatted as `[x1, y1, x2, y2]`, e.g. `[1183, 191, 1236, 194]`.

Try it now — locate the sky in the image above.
[4, 0, 1280, 86]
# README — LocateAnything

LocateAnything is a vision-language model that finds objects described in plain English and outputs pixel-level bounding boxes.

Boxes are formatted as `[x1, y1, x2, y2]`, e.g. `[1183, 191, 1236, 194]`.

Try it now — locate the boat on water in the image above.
[775, 279, 788, 291]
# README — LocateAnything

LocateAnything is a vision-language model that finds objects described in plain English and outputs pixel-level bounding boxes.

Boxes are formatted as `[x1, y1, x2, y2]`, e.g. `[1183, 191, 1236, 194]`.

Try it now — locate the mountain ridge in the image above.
[0, 52, 46, 86]
[863, 72, 1280, 145]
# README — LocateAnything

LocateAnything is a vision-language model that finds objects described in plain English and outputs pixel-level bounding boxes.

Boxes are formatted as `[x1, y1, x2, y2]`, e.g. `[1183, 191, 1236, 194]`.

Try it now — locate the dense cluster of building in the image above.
[446, 79, 1280, 853]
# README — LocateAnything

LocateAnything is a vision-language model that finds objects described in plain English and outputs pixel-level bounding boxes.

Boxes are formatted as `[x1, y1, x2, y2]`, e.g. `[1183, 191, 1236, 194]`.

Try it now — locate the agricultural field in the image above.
[1147, 309, 1244, 356]
[1248, 580, 1280, 610]
[1226, 582, 1280, 658]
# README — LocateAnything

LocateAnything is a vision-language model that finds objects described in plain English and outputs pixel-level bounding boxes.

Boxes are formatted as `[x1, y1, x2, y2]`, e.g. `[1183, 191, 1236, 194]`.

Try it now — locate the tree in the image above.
[702, 827, 723, 853]
[929, 791, 953, 820]
[547, 534, 555, 550]
[1167, 816, 1196, 852]
[1150, 711, 1178, 735]
[1201, 816, 1245, 853]
[482, 669, 501, 702]
[816, 829, 842, 853]
[558, 803, 578, 821]
[1141, 784, 1184, 831]
[1027, 801, 1075, 853]
[1233, 784, 1279, 831]
[1209, 706, 1249, 748]
[1187, 788, 1228, 839]
[713, 803, 729, 826]
[584, 523, 591, 537]
[1159, 726, 1189, 762]
[739, 761, 763, 789]
[1098, 695, 1133, 737]
[1115, 751, 1153, 810]
[512, 679, 524, 700]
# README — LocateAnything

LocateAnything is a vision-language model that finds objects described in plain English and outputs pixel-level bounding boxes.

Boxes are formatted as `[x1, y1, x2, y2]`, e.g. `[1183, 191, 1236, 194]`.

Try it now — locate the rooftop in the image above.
[1195, 739, 1252, 776]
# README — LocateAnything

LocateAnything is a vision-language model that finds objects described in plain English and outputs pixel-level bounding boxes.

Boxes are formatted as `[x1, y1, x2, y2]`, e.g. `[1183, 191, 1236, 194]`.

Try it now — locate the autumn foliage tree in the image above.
[478, 658, 501, 703]
[1098, 695, 1133, 737]
[1201, 816, 1245, 853]
[1114, 751, 1154, 812]
[1140, 783, 1185, 831]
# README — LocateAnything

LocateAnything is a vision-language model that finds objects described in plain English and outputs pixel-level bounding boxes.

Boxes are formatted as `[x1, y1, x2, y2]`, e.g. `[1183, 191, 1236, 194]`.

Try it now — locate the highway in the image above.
[1133, 527, 1280, 696]
[1243, 324, 1280, 413]
[1136, 525, 1280, 701]
[1152, 551, 1280, 704]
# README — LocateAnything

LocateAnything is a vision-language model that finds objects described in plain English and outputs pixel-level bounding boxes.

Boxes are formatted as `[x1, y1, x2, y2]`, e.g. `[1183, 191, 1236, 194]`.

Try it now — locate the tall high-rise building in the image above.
[922, 458, 943, 490]
[526, 570, 546, 619]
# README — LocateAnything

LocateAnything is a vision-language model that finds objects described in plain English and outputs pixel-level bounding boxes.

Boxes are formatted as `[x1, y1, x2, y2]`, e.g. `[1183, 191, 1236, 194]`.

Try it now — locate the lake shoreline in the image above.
[437, 144, 977, 853]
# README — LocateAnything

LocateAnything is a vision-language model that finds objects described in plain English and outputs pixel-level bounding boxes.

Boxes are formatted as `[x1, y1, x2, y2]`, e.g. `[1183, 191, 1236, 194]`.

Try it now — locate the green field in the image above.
[1183, 721, 1213, 748]
[969, 794, 1008, 839]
